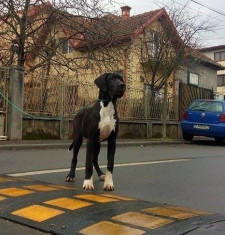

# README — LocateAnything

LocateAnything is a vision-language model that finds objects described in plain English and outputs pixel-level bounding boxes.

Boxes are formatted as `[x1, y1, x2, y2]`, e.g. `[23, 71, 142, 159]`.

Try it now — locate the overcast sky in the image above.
[115, 0, 225, 48]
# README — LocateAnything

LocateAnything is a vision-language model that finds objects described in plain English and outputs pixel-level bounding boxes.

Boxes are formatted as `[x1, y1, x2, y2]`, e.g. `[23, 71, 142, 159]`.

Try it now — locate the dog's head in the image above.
[94, 73, 126, 99]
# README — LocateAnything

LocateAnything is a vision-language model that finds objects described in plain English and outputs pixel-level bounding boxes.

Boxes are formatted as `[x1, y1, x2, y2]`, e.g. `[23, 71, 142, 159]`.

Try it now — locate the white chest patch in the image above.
[99, 101, 116, 141]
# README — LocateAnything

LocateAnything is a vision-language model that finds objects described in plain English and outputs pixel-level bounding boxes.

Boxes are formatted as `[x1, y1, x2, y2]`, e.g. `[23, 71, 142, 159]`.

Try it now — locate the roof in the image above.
[25, 3, 167, 61]
[65, 8, 166, 51]
[108, 9, 164, 38]
[186, 48, 225, 70]
[22, 2, 224, 71]
[200, 45, 225, 52]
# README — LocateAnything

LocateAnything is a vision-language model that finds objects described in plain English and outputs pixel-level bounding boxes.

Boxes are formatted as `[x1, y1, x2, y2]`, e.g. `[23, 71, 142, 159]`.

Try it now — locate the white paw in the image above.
[83, 176, 94, 191]
[99, 174, 106, 181]
[103, 171, 114, 191]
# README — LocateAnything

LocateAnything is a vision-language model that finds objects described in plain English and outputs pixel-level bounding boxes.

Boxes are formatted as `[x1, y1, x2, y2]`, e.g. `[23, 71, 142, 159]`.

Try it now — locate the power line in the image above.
[173, 1, 225, 33]
[190, 0, 225, 17]
[153, 0, 224, 25]
[153, 0, 225, 43]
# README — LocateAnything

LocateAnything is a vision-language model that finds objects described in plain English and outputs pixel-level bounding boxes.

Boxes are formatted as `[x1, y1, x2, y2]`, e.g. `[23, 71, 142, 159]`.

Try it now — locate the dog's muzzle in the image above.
[117, 83, 126, 97]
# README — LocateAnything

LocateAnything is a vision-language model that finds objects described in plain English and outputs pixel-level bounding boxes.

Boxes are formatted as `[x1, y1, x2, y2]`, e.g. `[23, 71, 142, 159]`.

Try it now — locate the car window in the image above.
[189, 101, 224, 112]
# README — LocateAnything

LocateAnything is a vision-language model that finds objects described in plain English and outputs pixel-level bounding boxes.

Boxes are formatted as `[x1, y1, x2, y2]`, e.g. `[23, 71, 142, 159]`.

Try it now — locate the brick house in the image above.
[1, 2, 224, 117]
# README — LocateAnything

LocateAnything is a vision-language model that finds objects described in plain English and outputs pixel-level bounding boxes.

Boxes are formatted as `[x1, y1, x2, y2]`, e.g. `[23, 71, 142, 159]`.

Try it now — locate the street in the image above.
[1, 140, 225, 215]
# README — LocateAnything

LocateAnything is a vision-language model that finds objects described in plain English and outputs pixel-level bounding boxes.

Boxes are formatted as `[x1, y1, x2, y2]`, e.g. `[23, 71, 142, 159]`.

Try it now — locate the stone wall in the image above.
[23, 118, 60, 139]
[22, 118, 181, 140]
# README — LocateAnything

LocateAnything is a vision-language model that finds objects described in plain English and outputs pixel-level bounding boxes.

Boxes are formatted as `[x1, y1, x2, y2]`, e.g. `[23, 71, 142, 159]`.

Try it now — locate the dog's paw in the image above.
[104, 183, 114, 191]
[99, 174, 106, 181]
[103, 171, 114, 191]
[83, 176, 94, 191]
[66, 174, 75, 182]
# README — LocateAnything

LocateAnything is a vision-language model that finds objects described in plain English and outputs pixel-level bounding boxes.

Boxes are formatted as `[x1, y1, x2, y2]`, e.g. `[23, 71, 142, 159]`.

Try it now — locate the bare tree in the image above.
[0, 0, 128, 116]
[137, 1, 213, 138]
[0, 0, 124, 74]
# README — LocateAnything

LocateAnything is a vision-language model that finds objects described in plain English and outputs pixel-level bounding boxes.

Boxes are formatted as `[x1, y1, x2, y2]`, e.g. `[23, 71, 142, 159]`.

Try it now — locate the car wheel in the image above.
[182, 132, 193, 141]
[214, 137, 224, 143]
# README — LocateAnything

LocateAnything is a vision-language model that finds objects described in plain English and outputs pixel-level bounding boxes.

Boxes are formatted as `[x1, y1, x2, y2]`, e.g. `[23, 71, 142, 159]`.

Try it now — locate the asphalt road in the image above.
[1, 139, 225, 215]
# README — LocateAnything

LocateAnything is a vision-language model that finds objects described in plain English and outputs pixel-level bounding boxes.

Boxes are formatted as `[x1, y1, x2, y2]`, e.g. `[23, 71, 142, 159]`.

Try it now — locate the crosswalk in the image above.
[0, 175, 221, 235]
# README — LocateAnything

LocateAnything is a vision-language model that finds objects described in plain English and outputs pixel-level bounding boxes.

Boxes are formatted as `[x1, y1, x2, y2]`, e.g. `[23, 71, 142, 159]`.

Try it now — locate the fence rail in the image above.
[23, 73, 179, 121]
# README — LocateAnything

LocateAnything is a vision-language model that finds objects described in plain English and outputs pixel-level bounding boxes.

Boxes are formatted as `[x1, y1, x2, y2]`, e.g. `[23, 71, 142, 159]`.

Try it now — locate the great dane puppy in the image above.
[66, 73, 126, 191]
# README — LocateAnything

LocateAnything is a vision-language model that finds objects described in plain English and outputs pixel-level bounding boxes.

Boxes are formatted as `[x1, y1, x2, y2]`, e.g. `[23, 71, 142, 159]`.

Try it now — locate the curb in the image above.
[0, 140, 187, 150]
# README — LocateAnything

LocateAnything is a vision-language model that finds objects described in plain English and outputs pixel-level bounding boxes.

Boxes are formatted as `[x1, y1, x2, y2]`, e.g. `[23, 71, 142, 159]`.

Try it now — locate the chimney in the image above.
[121, 6, 131, 19]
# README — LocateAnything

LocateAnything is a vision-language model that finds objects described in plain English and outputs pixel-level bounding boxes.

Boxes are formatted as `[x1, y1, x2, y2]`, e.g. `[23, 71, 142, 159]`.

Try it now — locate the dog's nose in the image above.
[118, 83, 125, 89]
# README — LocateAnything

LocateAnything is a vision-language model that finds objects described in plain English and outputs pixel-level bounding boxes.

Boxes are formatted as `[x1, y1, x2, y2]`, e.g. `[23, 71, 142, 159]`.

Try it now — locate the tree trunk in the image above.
[161, 79, 168, 139]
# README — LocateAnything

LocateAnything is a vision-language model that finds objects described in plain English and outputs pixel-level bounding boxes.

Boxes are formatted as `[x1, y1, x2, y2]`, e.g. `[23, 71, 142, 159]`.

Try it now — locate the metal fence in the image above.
[24, 74, 99, 117]
[23, 73, 179, 121]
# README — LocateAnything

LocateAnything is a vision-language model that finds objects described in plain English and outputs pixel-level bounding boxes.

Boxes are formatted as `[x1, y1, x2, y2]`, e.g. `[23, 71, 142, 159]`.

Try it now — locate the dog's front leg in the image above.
[93, 142, 105, 181]
[104, 137, 116, 191]
[83, 140, 94, 190]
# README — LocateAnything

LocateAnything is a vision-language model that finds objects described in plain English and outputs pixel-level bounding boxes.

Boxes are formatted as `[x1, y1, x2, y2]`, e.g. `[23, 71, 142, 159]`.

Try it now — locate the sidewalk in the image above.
[0, 138, 186, 150]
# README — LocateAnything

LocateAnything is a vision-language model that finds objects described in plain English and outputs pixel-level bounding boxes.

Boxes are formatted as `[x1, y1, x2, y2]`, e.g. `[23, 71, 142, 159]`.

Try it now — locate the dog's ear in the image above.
[94, 73, 108, 92]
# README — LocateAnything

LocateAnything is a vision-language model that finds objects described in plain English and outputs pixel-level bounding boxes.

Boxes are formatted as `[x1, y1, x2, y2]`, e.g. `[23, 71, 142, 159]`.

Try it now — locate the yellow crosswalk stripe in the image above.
[112, 211, 173, 229]
[48, 185, 78, 190]
[79, 221, 146, 235]
[11, 205, 64, 222]
[44, 197, 92, 210]
[142, 207, 198, 220]
[0, 187, 34, 197]
[100, 194, 135, 201]
[166, 206, 211, 215]
[75, 194, 118, 203]
[0, 196, 6, 201]
[23, 185, 59, 192]
[0, 177, 14, 183]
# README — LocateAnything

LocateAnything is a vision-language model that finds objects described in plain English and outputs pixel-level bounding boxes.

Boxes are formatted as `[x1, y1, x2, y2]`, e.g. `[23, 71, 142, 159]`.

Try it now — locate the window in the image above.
[214, 51, 225, 61]
[148, 31, 160, 58]
[188, 71, 199, 86]
[59, 38, 74, 54]
[217, 75, 225, 86]
[189, 101, 223, 112]
[221, 52, 225, 60]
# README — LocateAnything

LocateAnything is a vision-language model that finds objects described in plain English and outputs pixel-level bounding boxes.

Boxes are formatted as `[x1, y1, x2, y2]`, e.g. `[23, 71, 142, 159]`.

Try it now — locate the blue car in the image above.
[181, 99, 225, 142]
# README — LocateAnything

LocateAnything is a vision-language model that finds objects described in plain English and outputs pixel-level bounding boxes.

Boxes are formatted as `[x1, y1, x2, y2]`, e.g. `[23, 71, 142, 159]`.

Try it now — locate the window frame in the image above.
[217, 74, 225, 87]
[148, 31, 160, 58]
[188, 70, 199, 86]
[59, 37, 74, 54]
[214, 51, 225, 61]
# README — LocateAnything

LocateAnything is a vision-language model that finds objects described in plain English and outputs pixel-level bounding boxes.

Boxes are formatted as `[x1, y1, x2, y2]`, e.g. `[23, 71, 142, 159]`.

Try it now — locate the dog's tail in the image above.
[68, 142, 74, 151]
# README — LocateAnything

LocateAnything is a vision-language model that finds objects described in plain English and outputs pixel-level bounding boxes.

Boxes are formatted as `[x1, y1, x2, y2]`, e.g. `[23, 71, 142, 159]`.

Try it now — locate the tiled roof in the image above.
[21, 2, 166, 53]
[186, 47, 225, 70]
[23, 2, 223, 70]
[69, 8, 166, 50]
[200, 45, 225, 52]
[108, 9, 163, 37]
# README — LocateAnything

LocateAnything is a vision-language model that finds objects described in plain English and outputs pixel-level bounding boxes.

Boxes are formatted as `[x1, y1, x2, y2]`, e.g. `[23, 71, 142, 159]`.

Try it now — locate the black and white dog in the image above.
[66, 73, 126, 191]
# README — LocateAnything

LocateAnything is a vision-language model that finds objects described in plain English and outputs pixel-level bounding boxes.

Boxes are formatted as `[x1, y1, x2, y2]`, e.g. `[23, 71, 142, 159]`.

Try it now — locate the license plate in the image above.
[193, 124, 210, 130]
